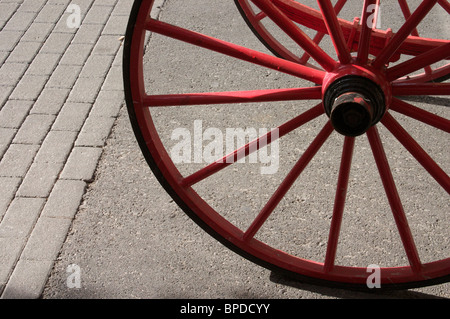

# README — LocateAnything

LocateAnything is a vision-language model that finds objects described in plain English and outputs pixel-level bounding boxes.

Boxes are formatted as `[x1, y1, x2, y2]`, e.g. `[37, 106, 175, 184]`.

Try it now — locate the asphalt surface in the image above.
[42, 0, 449, 299]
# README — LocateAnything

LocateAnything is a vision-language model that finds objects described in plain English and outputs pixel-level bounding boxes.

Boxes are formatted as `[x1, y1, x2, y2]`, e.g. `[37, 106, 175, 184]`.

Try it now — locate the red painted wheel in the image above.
[123, 0, 449, 290]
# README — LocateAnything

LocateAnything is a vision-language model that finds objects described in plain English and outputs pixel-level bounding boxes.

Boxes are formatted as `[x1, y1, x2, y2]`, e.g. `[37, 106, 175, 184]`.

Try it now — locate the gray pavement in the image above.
[0, 0, 137, 298]
[0, 0, 449, 300]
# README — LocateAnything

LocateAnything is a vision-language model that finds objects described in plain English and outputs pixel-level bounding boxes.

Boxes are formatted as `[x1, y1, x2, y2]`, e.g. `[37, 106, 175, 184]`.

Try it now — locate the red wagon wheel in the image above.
[123, 0, 450, 290]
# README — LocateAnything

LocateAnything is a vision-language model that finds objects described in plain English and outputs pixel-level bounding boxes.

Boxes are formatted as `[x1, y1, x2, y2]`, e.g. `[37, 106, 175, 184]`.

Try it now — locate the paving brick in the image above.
[1, 259, 54, 299]
[16, 162, 64, 198]
[42, 179, 86, 219]
[0, 100, 34, 129]
[4, 41, 41, 63]
[39, 32, 74, 54]
[0, 128, 16, 145]
[0, 197, 46, 238]
[46, 64, 82, 89]
[26, 53, 61, 76]
[91, 35, 122, 56]
[60, 146, 102, 181]
[74, 0, 95, 12]
[47, 0, 73, 7]
[0, 62, 28, 87]
[20, 22, 54, 43]
[0, 87, 14, 109]
[75, 115, 116, 147]
[0, 30, 23, 52]
[0, 237, 25, 288]
[93, 0, 118, 8]
[102, 14, 128, 35]
[67, 76, 103, 104]
[101, 65, 123, 91]
[90, 90, 124, 118]
[0, 128, 16, 159]
[58, 43, 93, 66]
[34, 130, 78, 163]
[0, 3, 19, 21]
[2, 11, 36, 32]
[30, 88, 70, 115]
[34, 4, 67, 24]
[0, 144, 40, 178]
[12, 114, 55, 145]
[112, 45, 123, 67]
[78, 54, 114, 78]
[51, 102, 92, 132]
[83, 4, 114, 25]
[0, 52, 9, 66]
[72, 23, 103, 44]
[21, 216, 72, 261]
[0, 177, 21, 220]
[9, 75, 49, 101]
[16, 0, 46, 13]
[112, 0, 134, 16]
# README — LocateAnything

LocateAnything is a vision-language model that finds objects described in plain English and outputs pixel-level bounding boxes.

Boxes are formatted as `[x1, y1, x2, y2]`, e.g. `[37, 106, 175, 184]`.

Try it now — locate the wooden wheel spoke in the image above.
[143, 86, 322, 107]
[356, 0, 378, 65]
[243, 122, 334, 241]
[317, 0, 352, 65]
[372, 0, 439, 69]
[145, 18, 326, 84]
[381, 113, 450, 194]
[324, 136, 355, 272]
[392, 82, 450, 96]
[387, 42, 450, 81]
[251, 0, 337, 71]
[390, 98, 450, 133]
[366, 126, 422, 273]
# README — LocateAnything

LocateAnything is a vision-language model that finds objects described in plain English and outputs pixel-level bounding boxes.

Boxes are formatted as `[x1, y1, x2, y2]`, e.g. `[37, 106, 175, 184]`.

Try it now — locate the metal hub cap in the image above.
[323, 75, 386, 136]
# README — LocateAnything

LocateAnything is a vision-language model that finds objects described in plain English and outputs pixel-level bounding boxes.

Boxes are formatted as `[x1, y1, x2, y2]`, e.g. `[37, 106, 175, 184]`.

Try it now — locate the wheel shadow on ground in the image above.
[398, 95, 450, 107]
[269, 272, 447, 299]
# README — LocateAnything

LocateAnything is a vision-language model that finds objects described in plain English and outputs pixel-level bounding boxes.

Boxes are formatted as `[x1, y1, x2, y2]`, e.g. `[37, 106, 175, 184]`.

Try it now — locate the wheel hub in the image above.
[323, 75, 386, 137]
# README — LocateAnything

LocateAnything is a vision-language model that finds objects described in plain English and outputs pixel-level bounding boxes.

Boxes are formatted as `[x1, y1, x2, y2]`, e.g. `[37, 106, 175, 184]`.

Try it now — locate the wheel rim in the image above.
[124, 0, 450, 289]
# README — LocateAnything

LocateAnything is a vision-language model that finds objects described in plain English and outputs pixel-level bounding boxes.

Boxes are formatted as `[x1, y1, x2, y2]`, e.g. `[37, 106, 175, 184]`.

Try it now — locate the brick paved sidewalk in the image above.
[0, 0, 149, 298]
